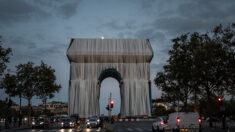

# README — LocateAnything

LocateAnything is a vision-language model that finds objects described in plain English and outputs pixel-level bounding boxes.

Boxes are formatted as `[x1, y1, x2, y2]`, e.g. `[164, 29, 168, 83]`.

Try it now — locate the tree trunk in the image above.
[206, 89, 213, 127]
[44, 98, 47, 116]
[184, 98, 188, 112]
[177, 99, 179, 113]
[194, 88, 198, 113]
[27, 98, 31, 126]
[18, 94, 22, 127]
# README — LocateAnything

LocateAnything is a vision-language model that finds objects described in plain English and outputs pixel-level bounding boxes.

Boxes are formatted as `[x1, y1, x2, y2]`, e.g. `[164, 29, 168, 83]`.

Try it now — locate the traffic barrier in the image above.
[79, 118, 155, 122]
[115, 118, 139, 122]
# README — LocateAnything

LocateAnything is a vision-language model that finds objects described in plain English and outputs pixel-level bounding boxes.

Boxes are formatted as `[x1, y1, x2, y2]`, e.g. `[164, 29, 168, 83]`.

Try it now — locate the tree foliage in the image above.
[15, 61, 61, 124]
[0, 36, 12, 77]
[0, 73, 17, 97]
[36, 61, 61, 114]
[154, 23, 235, 114]
[16, 62, 38, 125]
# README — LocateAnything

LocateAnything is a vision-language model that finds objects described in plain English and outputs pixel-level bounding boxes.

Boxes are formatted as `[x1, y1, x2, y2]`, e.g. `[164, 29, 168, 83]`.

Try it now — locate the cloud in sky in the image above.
[0, 0, 235, 112]
[0, 0, 50, 24]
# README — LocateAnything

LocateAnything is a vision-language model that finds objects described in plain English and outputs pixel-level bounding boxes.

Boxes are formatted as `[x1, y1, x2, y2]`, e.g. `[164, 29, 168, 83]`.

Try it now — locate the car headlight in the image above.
[32, 122, 35, 125]
[69, 122, 72, 125]
[97, 119, 100, 122]
[61, 122, 64, 125]
[40, 122, 44, 125]
[87, 122, 90, 125]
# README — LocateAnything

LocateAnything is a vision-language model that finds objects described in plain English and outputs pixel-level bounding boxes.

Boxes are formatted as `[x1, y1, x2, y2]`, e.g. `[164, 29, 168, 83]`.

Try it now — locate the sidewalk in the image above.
[0, 126, 30, 132]
[202, 127, 228, 132]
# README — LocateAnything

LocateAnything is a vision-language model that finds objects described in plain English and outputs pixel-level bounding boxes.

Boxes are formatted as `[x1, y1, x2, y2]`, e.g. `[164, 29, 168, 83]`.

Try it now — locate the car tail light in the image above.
[177, 117, 180, 123]
[198, 118, 202, 124]
[161, 121, 164, 125]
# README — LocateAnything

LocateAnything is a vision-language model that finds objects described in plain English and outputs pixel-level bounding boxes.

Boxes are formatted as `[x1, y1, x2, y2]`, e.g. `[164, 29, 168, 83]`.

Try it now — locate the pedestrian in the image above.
[100, 117, 103, 128]
[111, 117, 114, 124]
[14, 117, 17, 127]
[226, 116, 230, 132]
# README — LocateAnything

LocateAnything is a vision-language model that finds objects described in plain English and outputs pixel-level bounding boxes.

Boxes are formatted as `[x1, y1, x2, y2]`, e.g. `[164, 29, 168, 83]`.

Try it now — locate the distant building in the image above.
[10, 102, 20, 111]
[152, 101, 170, 112]
[38, 101, 68, 115]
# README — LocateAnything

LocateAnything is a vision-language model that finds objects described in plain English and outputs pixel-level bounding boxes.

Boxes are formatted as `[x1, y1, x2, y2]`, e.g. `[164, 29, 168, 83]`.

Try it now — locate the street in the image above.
[2, 121, 235, 132]
[12, 128, 105, 132]
[114, 121, 153, 132]
[3, 121, 154, 132]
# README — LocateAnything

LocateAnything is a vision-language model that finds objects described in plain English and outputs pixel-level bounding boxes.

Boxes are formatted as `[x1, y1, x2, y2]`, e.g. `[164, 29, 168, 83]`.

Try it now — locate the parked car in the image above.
[70, 114, 81, 127]
[152, 116, 168, 132]
[165, 112, 201, 132]
[60, 118, 76, 128]
[86, 117, 100, 128]
[32, 118, 50, 129]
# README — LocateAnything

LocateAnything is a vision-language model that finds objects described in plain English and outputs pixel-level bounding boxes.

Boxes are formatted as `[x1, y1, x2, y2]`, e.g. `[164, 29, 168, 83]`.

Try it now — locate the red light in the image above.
[160, 121, 164, 125]
[217, 97, 222, 102]
[110, 100, 114, 104]
[177, 117, 180, 123]
[198, 118, 202, 124]
[110, 100, 114, 108]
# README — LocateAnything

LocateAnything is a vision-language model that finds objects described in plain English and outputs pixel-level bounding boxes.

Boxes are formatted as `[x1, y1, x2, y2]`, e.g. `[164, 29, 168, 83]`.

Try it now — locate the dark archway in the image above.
[98, 68, 123, 83]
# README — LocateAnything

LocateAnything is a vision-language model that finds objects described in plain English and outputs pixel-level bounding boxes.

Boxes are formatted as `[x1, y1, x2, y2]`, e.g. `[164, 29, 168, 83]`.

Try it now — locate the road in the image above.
[2, 121, 235, 132]
[3, 121, 154, 132]
[14, 128, 105, 132]
[114, 121, 154, 132]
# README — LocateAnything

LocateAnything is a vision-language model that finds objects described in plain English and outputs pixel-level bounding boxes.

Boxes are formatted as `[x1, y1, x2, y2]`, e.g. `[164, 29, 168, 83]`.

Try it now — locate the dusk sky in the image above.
[0, 0, 235, 115]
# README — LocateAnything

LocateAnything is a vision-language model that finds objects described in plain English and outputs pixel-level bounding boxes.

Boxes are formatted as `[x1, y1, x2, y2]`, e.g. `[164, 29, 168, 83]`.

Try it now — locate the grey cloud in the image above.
[105, 20, 123, 30]
[153, 16, 209, 35]
[0, 0, 50, 24]
[140, 0, 173, 15]
[33, 0, 65, 7]
[9, 36, 37, 49]
[0, 0, 81, 25]
[56, 1, 81, 19]
[5, 35, 66, 61]
[178, 0, 235, 20]
[139, 0, 235, 35]
[117, 31, 134, 38]
[34, 0, 81, 19]
[134, 28, 166, 41]
[102, 20, 137, 30]
[33, 33, 46, 41]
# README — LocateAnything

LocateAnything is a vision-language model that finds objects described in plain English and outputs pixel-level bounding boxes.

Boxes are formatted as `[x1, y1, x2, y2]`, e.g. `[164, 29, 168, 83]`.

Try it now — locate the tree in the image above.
[0, 99, 8, 118]
[0, 73, 17, 98]
[212, 23, 235, 99]
[155, 72, 183, 108]
[0, 73, 17, 128]
[0, 36, 12, 77]
[14, 74, 24, 127]
[15, 61, 61, 124]
[16, 62, 38, 126]
[154, 23, 235, 116]
[36, 61, 61, 116]
[155, 33, 202, 112]
[193, 36, 228, 101]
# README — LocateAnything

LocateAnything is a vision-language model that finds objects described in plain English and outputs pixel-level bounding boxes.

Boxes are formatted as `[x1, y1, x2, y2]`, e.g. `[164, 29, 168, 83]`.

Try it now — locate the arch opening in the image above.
[97, 69, 123, 117]
[99, 77, 121, 116]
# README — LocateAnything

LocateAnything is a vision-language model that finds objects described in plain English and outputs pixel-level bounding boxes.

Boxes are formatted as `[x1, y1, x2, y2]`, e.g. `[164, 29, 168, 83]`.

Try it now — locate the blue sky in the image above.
[0, 0, 235, 115]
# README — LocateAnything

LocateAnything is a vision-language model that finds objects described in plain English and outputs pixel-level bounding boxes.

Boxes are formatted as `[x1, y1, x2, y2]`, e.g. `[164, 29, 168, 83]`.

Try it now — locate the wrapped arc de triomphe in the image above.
[67, 39, 154, 118]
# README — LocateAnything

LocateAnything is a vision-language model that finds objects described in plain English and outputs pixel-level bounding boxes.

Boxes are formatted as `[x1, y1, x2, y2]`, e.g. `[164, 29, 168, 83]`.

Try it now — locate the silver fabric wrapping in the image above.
[67, 39, 153, 118]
